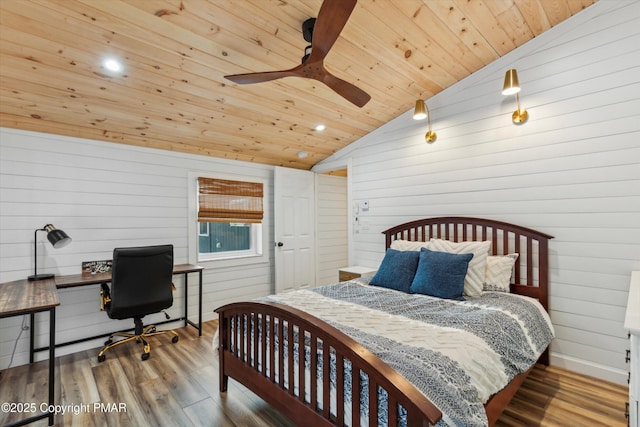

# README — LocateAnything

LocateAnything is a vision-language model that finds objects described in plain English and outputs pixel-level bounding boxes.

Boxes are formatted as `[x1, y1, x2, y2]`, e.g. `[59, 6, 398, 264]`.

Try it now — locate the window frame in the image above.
[198, 222, 262, 261]
[188, 171, 269, 268]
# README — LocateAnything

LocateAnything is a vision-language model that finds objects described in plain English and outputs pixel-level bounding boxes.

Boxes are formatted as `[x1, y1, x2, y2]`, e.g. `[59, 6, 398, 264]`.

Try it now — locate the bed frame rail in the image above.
[216, 301, 442, 427]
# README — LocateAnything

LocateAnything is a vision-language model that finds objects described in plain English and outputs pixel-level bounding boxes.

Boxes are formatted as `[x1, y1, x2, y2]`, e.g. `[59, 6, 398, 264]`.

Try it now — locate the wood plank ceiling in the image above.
[0, 0, 597, 170]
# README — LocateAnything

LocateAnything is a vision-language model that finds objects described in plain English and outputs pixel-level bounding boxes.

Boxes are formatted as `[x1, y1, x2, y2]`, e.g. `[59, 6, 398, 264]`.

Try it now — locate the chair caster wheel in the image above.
[98, 354, 106, 363]
[172, 336, 179, 344]
[141, 352, 150, 361]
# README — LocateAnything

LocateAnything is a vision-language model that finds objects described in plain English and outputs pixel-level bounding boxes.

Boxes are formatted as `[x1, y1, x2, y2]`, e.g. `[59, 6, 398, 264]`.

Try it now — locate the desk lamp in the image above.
[28, 224, 72, 281]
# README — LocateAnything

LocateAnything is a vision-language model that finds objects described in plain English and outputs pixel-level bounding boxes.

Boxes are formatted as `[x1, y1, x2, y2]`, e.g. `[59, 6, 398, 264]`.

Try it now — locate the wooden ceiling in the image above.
[0, 0, 597, 170]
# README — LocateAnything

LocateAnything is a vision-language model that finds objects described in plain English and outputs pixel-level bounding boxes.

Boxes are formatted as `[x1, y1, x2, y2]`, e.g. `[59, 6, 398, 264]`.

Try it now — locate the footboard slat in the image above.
[389, 394, 398, 426]
[368, 379, 377, 427]
[288, 320, 295, 396]
[278, 317, 284, 388]
[311, 336, 318, 410]
[322, 339, 331, 420]
[336, 352, 344, 425]
[352, 367, 360, 427]
[269, 314, 275, 383]
[298, 326, 306, 403]
[260, 313, 267, 376]
[252, 312, 258, 369]
[240, 314, 245, 362]
[216, 301, 442, 427]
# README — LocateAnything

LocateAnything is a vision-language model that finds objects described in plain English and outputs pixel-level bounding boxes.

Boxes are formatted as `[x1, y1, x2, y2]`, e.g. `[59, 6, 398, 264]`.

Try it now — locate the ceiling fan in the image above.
[224, 0, 371, 108]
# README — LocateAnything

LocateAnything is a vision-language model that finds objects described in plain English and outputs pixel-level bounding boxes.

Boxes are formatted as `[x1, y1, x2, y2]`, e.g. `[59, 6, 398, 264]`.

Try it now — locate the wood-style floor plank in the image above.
[0, 320, 628, 426]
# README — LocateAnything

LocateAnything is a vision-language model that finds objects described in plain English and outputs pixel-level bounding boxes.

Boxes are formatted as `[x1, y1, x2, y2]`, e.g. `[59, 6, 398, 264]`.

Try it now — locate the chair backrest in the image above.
[108, 244, 174, 319]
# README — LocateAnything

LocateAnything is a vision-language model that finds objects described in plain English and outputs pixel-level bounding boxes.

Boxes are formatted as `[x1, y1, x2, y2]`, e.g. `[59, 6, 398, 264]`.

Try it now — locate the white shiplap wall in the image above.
[0, 128, 277, 368]
[315, 1, 640, 384]
[316, 174, 348, 285]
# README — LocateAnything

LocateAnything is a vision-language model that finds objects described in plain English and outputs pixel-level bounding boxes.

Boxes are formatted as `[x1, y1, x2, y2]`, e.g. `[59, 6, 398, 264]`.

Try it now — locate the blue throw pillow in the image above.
[369, 248, 420, 293]
[410, 248, 473, 300]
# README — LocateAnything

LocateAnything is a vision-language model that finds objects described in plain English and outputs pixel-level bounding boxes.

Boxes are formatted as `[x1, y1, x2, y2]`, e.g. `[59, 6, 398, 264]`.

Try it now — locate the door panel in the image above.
[275, 167, 315, 293]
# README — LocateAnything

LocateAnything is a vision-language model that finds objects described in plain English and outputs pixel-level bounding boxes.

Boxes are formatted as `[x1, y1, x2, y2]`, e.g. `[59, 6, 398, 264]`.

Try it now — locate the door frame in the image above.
[311, 158, 354, 265]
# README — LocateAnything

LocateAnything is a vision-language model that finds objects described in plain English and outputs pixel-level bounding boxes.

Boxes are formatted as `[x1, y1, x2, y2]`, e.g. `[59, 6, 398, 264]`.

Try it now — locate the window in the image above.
[196, 177, 264, 261]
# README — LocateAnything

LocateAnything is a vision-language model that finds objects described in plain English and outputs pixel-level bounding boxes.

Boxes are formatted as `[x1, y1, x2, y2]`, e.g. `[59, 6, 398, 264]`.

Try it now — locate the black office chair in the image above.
[97, 244, 179, 362]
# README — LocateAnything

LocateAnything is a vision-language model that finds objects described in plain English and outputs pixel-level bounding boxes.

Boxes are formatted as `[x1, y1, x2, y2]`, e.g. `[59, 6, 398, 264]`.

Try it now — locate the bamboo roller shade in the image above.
[197, 177, 263, 223]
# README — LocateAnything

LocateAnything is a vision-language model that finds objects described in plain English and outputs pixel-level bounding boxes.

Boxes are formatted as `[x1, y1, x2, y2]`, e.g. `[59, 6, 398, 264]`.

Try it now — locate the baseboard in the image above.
[550, 352, 628, 386]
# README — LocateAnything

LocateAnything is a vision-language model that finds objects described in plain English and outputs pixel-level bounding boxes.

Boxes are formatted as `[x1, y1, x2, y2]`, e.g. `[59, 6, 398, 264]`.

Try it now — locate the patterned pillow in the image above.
[410, 248, 473, 300]
[426, 239, 491, 297]
[370, 248, 420, 293]
[390, 239, 429, 251]
[483, 253, 519, 292]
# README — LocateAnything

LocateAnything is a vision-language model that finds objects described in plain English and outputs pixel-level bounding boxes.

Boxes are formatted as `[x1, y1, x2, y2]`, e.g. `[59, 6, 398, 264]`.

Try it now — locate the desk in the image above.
[31, 264, 204, 359]
[0, 279, 58, 426]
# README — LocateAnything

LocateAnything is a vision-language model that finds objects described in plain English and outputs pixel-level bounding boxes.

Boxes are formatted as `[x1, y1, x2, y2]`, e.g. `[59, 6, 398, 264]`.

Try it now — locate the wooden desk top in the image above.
[0, 265, 203, 313]
[0, 278, 60, 317]
[54, 263, 204, 289]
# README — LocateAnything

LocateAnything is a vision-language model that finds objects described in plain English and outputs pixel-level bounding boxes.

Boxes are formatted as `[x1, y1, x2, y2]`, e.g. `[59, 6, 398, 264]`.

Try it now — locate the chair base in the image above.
[97, 323, 179, 362]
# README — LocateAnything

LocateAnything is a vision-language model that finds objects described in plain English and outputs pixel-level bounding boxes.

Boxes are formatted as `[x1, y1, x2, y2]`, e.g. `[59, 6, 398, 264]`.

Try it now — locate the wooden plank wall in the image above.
[0, 127, 346, 369]
[315, 1, 640, 385]
[0, 129, 278, 368]
[316, 174, 348, 285]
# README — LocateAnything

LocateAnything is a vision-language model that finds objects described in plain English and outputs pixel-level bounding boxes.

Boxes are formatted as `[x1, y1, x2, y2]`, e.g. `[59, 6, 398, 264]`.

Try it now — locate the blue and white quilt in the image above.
[259, 279, 554, 427]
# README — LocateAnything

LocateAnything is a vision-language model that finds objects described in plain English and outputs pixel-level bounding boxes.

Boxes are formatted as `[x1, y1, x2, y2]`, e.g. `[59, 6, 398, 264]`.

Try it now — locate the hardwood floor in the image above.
[0, 320, 628, 426]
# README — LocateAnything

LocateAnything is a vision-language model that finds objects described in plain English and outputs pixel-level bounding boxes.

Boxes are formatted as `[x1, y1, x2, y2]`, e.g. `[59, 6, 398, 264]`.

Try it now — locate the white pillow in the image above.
[483, 253, 519, 292]
[390, 239, 429, 251]
[426, 239, 491, 297]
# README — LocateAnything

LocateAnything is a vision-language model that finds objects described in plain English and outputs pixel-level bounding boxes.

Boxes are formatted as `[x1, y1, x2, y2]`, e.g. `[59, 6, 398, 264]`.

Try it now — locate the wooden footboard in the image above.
[216, 301, 442, 427]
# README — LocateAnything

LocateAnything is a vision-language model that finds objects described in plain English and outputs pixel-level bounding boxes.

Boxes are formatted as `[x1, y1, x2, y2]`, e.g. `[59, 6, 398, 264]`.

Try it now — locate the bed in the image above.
[215, 217, 554, 426]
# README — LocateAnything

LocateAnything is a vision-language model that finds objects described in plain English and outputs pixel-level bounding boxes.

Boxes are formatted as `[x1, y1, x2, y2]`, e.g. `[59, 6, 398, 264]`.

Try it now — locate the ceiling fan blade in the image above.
[309, 0, 357, 60]
[225, 65, 303, 84]
[321, 72, 371, 108]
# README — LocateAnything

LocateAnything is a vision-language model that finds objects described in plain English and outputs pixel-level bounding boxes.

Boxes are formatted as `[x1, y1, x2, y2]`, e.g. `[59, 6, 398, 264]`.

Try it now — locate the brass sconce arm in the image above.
[502, 69, 528, 124]
[413, 100, 437, 143]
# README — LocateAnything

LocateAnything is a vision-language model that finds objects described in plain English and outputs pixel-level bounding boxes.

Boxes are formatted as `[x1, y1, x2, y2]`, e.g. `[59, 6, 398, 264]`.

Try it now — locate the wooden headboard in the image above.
[383, 217, 554, 311]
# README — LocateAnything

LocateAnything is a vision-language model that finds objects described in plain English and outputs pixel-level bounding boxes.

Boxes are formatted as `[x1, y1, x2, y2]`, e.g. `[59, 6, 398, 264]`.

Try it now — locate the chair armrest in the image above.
[100, 282, 111, 311]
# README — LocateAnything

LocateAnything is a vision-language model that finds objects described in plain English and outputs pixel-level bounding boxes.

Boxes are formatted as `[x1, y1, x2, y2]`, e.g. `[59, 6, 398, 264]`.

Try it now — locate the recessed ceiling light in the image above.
[103, 58, 123, 73]
[297, 150, 308, 159]
[314, 124, 326, 131]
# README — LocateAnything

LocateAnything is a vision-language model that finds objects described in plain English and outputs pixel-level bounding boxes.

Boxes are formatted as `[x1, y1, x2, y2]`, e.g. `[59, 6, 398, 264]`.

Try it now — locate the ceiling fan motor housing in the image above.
[301, 18, 315, 63]
[302, 18, 315, 43]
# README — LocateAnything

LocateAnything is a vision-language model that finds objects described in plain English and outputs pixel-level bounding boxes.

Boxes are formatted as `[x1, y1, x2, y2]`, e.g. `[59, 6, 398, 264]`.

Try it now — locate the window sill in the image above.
[197, 253, 268, 269]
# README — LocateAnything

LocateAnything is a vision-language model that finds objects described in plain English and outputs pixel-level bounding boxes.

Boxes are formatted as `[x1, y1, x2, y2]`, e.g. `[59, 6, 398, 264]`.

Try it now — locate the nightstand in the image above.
[339, 266, 377, 282]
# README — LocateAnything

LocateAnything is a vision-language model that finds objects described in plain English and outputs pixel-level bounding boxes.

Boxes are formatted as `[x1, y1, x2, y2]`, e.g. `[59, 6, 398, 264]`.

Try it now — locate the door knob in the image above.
[276, 242, 284, 247]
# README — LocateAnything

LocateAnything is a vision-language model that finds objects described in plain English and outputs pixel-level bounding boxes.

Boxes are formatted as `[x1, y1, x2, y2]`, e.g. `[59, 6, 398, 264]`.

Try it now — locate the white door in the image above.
[274, 167, 315, 293]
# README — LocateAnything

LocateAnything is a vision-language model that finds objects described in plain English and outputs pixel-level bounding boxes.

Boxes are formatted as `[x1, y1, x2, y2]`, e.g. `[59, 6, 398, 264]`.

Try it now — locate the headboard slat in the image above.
[527, 238, 534, 286]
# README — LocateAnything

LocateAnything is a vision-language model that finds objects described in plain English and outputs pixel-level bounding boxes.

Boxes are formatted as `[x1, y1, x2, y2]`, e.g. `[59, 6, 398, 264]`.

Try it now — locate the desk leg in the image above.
[198, 269, 202, 336]
[29, 313, 35, 364]
[183, 271, 202, 336]
[183, 273, 188, 329]
[47, 307, 55, 426]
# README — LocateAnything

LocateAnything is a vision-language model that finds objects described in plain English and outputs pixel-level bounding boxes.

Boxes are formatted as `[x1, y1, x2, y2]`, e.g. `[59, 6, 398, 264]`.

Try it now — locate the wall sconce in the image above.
[28, 224, 72, 281]
[502, 69, 528, 124]
[413, 100, 437, 143]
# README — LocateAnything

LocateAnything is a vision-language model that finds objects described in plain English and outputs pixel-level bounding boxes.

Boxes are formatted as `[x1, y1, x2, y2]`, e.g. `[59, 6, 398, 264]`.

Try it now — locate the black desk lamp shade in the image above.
[28, 224, 72, 281]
